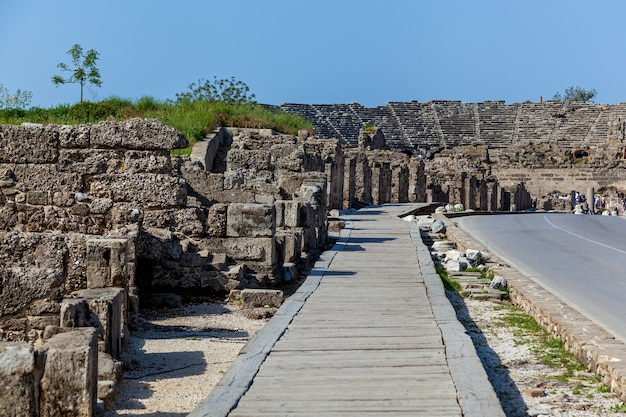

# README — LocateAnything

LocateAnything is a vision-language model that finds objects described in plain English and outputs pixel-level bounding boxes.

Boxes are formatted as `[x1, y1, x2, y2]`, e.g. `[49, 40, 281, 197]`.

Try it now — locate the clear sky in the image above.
[2, 0, 626, 108]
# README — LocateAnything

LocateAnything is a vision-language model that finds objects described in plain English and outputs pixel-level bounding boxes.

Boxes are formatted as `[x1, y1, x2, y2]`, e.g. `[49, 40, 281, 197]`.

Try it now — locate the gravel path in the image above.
[100, 302, 267, 416]
[452, 293, 626, 416]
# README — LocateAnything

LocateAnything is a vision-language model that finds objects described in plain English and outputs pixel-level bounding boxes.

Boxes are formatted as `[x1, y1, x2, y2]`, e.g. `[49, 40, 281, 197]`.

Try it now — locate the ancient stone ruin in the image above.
[0, 118, 432, 415]
[5, 98, 626, 415]
[282, 100, 626, 210]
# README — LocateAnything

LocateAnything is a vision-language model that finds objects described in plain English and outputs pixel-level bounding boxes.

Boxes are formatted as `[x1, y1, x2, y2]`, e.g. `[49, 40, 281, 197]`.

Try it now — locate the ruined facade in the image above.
[283, 100, 626, 209]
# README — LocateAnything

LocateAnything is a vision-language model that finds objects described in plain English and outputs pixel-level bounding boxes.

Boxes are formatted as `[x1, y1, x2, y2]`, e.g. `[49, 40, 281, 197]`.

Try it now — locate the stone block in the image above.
[0, 342, 36, 417]
[60, 299, 90, 328]
[221, 237, 276, 266]
[77, 288, 124, 358]
[300, 227, 318, 252]
[89, 118, 188, 150]
[27, 315, 60, 330]
[271, 143, 306, 172]
[226, 149, 272, 172]
[86, 238, 128, 289]
[190, 127, 231, 172]
[275, 229, 302, 264]
[123, 150, 171, 174]
[58, 124, 91, 148]
[0, 124, 58, 164]
[223, 170, 242, 190]
[143, 208, 205, 236]
[207, 203, 228, 237]
[8, 164, 83, 195]
[240, 289, 284, 308]
[97, 352, 122, 411]
[26, 190, 50, 205]
[40, 328, 98, 417]
[0, 267, 64, 316]
[275, 200, 301, 228]
[301, 204, 326, 228]
[87, 173, 187, 208]
[58, 149, 124, 174]
[226, 203, 275, 237]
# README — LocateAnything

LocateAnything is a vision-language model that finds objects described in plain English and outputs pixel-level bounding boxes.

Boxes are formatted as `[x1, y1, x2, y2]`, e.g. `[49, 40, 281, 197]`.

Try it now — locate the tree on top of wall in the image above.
[552, 86, 597, 102]
[52, 44, 102, 102]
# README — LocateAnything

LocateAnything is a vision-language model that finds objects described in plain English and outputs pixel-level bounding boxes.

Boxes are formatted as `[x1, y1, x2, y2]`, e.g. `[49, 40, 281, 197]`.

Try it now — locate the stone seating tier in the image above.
[281, 100, 626, 151]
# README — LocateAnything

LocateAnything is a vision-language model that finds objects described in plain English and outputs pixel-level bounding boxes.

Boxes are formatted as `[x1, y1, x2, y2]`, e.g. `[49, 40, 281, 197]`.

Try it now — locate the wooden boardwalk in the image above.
[189, 204, 504, 417]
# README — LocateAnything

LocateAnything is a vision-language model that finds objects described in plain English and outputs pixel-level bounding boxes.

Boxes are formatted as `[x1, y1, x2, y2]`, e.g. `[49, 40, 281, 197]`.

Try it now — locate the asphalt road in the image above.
[457, 213, 626, 344]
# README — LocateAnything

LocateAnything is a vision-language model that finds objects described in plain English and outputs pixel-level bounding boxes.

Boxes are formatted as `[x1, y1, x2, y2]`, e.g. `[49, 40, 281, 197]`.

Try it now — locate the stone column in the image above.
[344, 156, 356, 209]
[392, 165, 409, 203]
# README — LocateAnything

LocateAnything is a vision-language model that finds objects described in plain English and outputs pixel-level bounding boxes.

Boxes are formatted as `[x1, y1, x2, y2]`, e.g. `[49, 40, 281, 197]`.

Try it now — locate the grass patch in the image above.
[435, 266, 462, 292]
[492, 305, 587, 380]
[0, 97, 313, 147]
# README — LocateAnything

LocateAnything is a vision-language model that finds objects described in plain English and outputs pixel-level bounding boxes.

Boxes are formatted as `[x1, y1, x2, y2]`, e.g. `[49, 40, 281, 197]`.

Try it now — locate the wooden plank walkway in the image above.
[189, 204, 504, 417]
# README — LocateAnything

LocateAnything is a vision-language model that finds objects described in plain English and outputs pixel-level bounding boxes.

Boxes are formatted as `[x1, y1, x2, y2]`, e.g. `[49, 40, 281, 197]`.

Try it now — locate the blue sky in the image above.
[2, 0, 626, 108]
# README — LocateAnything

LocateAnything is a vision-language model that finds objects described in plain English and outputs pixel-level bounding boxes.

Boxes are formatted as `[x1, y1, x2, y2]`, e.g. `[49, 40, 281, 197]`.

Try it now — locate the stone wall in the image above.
[0, 118, 186, 415]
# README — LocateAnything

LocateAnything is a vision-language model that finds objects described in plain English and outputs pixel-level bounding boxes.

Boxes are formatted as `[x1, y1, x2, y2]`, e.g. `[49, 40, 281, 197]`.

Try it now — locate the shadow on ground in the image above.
[446, 290, 529, 417]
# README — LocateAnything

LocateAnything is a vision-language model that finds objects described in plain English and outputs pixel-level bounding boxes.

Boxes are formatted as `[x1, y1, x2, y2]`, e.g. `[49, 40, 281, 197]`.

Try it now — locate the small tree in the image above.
[552, 86, 597, 102]
[52, 44, 102, 102]
[175, 76, 256, 104]
[0, 83, 33, 110]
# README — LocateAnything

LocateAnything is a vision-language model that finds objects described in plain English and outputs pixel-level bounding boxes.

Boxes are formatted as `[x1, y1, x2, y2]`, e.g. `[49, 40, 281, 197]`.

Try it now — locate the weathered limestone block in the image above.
[86, 238, 128, 288]
[240, 288, 284, 308]
[223, 170, 243, 190]
[301, 204, 326, 228]
[58, 149, 124, 174]
[143, 208, 205, 237]
[58, 124, 91, 148]
[0, 267, 64, 316]
[77, 288, 124, 358]
[294, 180, 327, 206]
[27, 315, 60, 330]
[0, 342, 36, 417]
[275, 200, 301, 228]
[65, 234, 89, 292]
[207, 203, 228, 237]
[275, 229, 302, 264]
[3, 164, 83, 194]
[136, 228, 171, 261]
[26, 190, 50, 205]
[226, 149, 272, 173]
[123, 150, 172, 174]
[226, 203, 275, 237]
[181, 161, 225, 200]
[0, 124, 59, 164]
[203, 237, 276, 267]
[87, 173, 187, 208]
[89, 118, 188, 150]
[60, 299, 90, 328]
[271, 143, 306, 172]
[299, 227, 319, 252]
[97, 351, 122, 411]
[39, 328, 98, 417]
